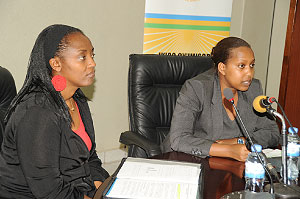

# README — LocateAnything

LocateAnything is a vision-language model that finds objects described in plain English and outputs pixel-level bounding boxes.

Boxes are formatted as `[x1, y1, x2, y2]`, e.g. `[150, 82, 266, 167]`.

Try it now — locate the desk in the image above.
[93, 151, 246, 199]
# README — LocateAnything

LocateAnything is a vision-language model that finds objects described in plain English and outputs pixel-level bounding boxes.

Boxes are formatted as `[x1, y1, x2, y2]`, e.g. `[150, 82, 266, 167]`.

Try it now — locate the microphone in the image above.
[252, 95, 289, 184]
[253, 95, 276, 113]
[223, 88, 275, 195]
[223, 88, 234, 103]
[223, 88, 256, 148]
[223, 89, 254, 150]
[252, 96, 300, 198]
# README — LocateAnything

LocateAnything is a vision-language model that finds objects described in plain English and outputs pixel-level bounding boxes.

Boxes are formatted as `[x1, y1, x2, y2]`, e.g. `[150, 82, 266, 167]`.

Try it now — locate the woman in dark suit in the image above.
[0, 24, 109, 199]
[0, 66, 17, 146]
[162, 37, 280, 162]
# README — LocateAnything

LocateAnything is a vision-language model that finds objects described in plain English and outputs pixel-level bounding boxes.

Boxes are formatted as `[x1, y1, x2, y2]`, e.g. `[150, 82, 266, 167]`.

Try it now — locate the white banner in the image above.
[143, 0, 233, 56]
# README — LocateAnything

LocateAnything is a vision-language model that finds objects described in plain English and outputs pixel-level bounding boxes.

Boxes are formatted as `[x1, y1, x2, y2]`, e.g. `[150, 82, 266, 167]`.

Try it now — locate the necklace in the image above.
[69, 98, 75, 112]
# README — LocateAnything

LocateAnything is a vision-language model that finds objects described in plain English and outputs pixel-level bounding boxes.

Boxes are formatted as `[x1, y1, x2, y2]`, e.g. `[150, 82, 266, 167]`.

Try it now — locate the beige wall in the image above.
[0, 0, 290, 152]
[266, 0, 290, 98]
[0, 0, 145, 152]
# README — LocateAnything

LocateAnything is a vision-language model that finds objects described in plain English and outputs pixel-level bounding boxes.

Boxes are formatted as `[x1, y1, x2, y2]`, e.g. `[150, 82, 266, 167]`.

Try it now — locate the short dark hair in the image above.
[211, 37, 251, 68]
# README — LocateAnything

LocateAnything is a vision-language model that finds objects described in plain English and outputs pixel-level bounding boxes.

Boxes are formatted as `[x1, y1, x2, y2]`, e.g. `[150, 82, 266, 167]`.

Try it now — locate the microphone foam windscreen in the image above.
[253, 95, 267, 113]
[223, 88, 234, 101]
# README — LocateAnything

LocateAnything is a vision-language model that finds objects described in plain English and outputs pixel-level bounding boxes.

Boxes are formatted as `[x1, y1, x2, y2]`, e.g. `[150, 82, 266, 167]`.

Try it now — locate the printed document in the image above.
[105, 157, 202, 199]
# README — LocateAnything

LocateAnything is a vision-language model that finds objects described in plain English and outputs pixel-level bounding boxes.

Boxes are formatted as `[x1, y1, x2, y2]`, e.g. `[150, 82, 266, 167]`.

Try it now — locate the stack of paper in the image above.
[262, 148, 282, 158]
[104, 157, 202, 199]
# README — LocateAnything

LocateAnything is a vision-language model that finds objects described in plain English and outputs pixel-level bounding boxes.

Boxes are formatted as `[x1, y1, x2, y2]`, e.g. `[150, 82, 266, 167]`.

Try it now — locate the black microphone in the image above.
[253, 97, 300, 198]
[223, 88, 234, 103]
[253, 96, 289, 185]
[253, 95, 276, 113]
[223, 89, 253, 150]
[223, 88, 257, 149]
[223, 88, 275, 196]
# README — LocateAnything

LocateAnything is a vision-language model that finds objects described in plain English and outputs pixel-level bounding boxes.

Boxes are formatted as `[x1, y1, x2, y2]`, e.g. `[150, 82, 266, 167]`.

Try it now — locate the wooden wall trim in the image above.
[278, 0, 298, 110]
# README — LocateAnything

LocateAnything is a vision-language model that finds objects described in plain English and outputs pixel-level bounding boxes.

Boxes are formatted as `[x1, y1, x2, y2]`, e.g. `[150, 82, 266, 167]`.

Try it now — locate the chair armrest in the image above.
[120, 131, 162, 157]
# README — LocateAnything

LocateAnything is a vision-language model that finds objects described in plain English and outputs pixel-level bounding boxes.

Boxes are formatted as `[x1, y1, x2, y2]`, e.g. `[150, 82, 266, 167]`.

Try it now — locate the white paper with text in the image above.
[105, 158, 201, 199]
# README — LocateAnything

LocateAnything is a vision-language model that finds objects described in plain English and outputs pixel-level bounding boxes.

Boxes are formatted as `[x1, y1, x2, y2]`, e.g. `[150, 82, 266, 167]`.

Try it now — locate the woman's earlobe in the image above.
[49, 57, 62, 72]
[218, 62, 226, 76]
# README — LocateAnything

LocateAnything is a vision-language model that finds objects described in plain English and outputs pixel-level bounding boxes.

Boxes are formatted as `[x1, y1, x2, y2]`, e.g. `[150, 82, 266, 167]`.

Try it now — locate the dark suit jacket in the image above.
[162, 68, 280, 157]
[0, 66, 17, 146]
[0, 89, 109, 199]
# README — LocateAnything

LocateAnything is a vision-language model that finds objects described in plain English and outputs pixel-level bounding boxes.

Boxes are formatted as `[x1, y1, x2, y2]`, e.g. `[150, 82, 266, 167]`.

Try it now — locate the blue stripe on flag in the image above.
[145, 13, 231, 22]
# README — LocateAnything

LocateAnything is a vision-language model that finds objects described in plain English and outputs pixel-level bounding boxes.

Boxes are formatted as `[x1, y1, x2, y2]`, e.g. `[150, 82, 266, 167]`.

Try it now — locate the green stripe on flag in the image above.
[144, 23, 230, 31]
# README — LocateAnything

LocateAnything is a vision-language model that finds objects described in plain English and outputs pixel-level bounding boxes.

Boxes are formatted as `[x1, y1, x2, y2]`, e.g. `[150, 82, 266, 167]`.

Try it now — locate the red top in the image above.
[73, 102, 92, 151]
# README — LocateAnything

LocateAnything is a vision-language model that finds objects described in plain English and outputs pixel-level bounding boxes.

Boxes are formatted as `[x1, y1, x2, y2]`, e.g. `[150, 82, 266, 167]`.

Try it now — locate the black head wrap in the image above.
[5, 24, 83, 124]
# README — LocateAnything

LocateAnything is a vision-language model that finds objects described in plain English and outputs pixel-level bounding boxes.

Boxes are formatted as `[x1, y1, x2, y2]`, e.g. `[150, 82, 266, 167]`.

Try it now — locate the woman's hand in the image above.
[83, 181, 103, 199]
[209, 143, 250, 162]
[216, 137, 245, 145]
[229, 144, 250, 162]
[94, 181, 102, 189]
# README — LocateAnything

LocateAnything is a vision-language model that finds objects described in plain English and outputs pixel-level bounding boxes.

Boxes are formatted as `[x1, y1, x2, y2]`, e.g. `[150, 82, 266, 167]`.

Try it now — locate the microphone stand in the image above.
[231, 102, 275, 195]
[222, 89, 300, 198]
[221, 97, 275, 198]
[263, 106, 300, 198]
[267, 107, 288, 184]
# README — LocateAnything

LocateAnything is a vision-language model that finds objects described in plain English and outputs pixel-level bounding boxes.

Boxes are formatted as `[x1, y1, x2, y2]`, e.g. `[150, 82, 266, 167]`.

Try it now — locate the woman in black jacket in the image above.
[0, 66, 17, 146]
[0, 24, 109, 199]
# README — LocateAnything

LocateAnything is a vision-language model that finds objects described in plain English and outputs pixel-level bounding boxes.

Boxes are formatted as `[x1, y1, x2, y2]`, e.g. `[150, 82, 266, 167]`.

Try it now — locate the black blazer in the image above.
[0, 66, 17, 146]
[162, 68, 280, 157]
[0, 89, 109, 199]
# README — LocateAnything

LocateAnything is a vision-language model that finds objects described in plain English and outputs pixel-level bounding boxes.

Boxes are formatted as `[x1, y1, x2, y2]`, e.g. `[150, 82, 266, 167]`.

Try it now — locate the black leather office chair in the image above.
[120, 54, 213, 158]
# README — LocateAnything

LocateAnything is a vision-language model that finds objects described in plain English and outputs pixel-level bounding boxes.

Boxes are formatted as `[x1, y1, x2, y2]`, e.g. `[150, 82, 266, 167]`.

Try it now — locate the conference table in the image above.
[93, 151, 246, 199]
